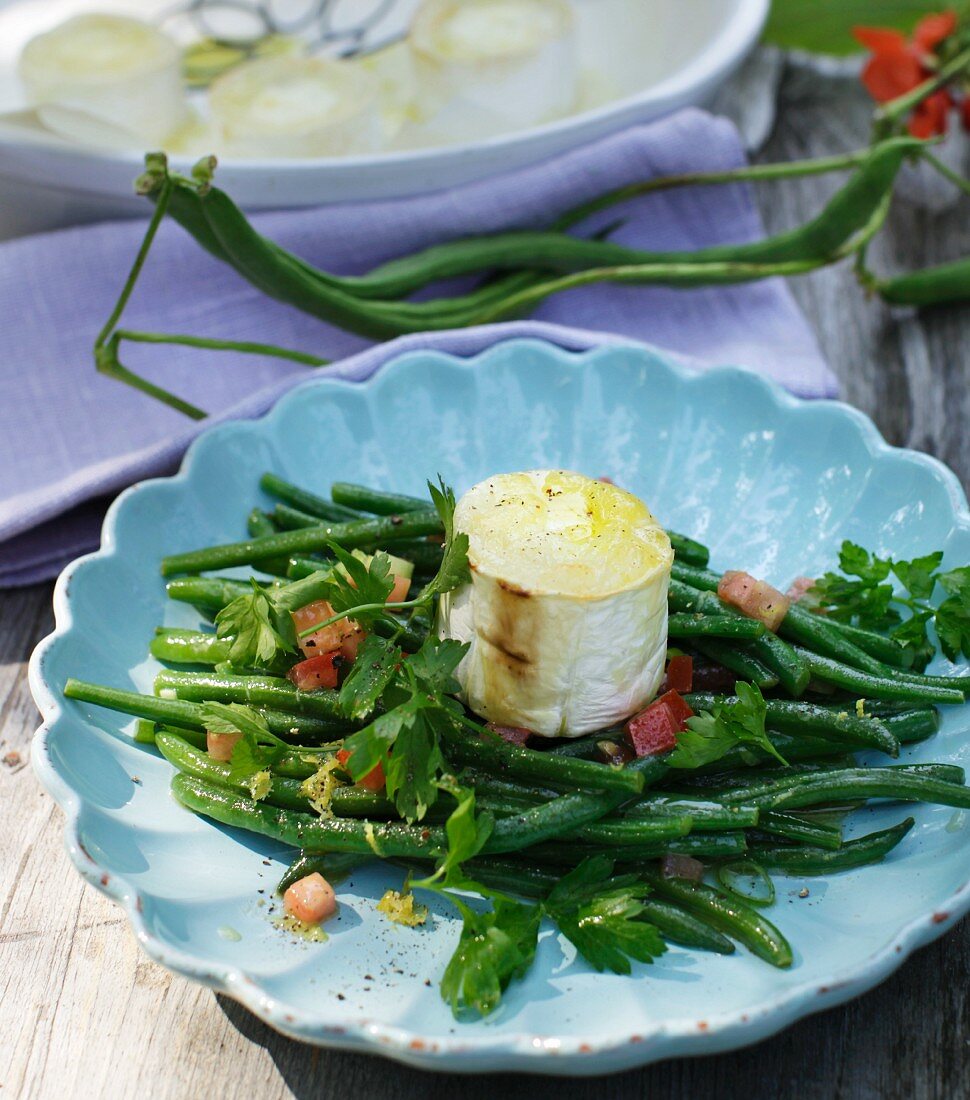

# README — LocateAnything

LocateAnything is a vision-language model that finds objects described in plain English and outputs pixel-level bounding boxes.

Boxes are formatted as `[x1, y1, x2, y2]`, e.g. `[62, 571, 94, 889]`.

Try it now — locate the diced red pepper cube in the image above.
[287, 652, 342, 692]
[485, 722, 532, 746]
[336, 748, 386, 791]
[663, 655, 693, 694]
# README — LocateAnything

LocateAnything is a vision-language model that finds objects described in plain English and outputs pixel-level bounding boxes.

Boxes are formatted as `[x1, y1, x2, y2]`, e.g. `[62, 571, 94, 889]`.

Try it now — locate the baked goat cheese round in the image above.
[437, 470, 672, 737]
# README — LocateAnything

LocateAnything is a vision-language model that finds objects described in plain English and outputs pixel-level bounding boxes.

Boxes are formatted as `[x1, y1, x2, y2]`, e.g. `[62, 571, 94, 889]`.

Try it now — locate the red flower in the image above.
[853, 11, 960, 137]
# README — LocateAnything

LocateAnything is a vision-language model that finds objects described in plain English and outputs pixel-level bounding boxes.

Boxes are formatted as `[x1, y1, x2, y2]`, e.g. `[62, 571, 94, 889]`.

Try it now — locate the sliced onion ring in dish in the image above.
[17, 13, 187, 149]
[208, 56, 381, 158]
[408, 0, 578, 144]
[437, 469, 673, 737]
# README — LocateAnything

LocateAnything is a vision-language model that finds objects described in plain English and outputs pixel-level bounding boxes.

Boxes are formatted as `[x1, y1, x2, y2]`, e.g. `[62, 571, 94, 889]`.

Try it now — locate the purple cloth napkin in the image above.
[0, 108, 832, 587]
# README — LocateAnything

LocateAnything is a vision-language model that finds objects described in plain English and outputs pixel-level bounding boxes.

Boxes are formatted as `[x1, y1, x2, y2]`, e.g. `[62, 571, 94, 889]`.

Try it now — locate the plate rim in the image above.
[28, 337, 970, 1074]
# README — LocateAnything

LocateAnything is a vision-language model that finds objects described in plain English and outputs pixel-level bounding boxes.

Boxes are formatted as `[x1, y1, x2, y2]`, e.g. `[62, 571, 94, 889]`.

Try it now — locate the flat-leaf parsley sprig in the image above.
[811, 541, 970, 667]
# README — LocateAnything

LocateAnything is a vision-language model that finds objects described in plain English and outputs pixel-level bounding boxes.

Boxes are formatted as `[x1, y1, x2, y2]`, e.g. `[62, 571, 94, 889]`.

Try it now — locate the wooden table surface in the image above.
[2, 62, 968, 1099]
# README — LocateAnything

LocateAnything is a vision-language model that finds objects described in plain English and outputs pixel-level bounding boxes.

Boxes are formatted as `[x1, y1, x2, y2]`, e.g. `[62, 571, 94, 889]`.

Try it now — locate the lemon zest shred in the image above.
[300, 757, 346, 819]
[247, 769, 272, 801]
[856, 698, 868, 718]
[363, 821, 384, 856]
[377, 889, 428, 927]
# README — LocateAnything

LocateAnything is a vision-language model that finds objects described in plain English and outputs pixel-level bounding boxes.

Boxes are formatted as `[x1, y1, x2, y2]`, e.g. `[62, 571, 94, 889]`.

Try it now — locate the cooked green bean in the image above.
[667, 614, 766, 641]
[272, 503, 329, 530]
[796, 648, 965, 705]
[666, 531, 710, 567]
[753, 818, 914, 874]
[278, 851, 368, 894]
[150, 627, 231, 666]
[716, 766, 970, 812]
[331, 482, 428, 516]
[683, 693, 899, 757]
[261, 472, 362, 523]
[161, 509, 444, 576]
[246, 508, 292, 576]
[166, 575, 275, 615]
[456, 856, 735, 955]
[691, 639, 779, 690]
[621, 798, 760, 832]
[570, 816, 696, 846]
[64, 678, 342, 741]
[439, 722, 647, 795]
[639, 870, 793, 967]
[756, 810, 843, 850]
[154, 669, 346, 724]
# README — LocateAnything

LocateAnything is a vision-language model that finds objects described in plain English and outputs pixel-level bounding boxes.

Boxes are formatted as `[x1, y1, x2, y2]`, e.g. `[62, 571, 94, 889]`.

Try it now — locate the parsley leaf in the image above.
[893, 552, 944, 601]
[214, 580, 297, 669]
[544, 856, 666, 975]
[414, 775, 494, 888]
[422, 478, 470, 600]
[936, 567, 970, 663]
[384, 710, 445, 822]
[669, 681, 784, 769]
[338, 633, 400, 720]
[201, 702, 285, 783]
[323, 544, 395, 624]
[407, 635, 467, 696]
[439, 893, 541, 1019]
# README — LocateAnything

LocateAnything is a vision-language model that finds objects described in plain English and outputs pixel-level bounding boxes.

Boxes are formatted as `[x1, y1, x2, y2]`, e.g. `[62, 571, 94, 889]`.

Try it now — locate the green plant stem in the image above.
[875, 46, 970, 132]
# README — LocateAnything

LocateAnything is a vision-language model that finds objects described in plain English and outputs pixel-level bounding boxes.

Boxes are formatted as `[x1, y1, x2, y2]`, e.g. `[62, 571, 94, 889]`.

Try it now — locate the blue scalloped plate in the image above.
[30, 339, 970, 1075]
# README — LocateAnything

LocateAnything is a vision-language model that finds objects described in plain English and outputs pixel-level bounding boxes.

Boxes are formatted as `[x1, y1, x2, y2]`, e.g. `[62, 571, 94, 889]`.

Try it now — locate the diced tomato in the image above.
[207, 730, 242, 762]
[485, 723, 532, 746]
[389, 575, 412, 603]
[718, 570, 790, 632]
[283, 872, 337, 924]
[287, 652, 341, 692]
[786, 576, 817, 602]
[336, 748, 386, 791]
[663, 655, 693, 694]
[913, 11, 957, 53]
[292, 599, 363, 660]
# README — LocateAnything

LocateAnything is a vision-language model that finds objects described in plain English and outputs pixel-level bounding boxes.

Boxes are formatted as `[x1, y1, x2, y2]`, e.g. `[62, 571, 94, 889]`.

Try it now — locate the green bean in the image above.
[667, 614, 765, 641]
[246, 508, 293, 576]
[278, 851, 368, 894]
[686, 733, 854, 774]
[570, 816, 695, 846]
[64, 678, 342, 741]
[161, 509, 443, 576]
[328, 785, 397, 817]
[756, 810, 843, 850]
[166, 575, 275, 615]
[133, 718, 158, 744]
[691, 639, 779, 690]
[260, 472, 362, 523]
[286, 556, 327, 580]
[880, 664, 970, 694]
[174, 772, 451, 856]
[753, 818, 915, 874]
[150, 628, 231, 666]
[639, 870, 793, 967]
[331, 482, 428, 516]
[272, 503, 329, 530]
[439, 722, 646, 795]
[358, 539, 444, 573]
[876, 256, 970, 308]
[823, 619, 914, 668]
[669, 580, 809, 695]
[881, 708, 940, 744]
[156, 731, 310, 811]
[621, 798, 760, 832]
[456, 856, 735, 954]
[669, 562, 721, 591]
[683, 693, 899, 757]
[716, 766, 970, 812]
[666, 531, 710, 567]
[779, 603, 888, 676]
[533, 832, 747, 864]
[796, 648, 965, 705]
[154, 669, 346, 724]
